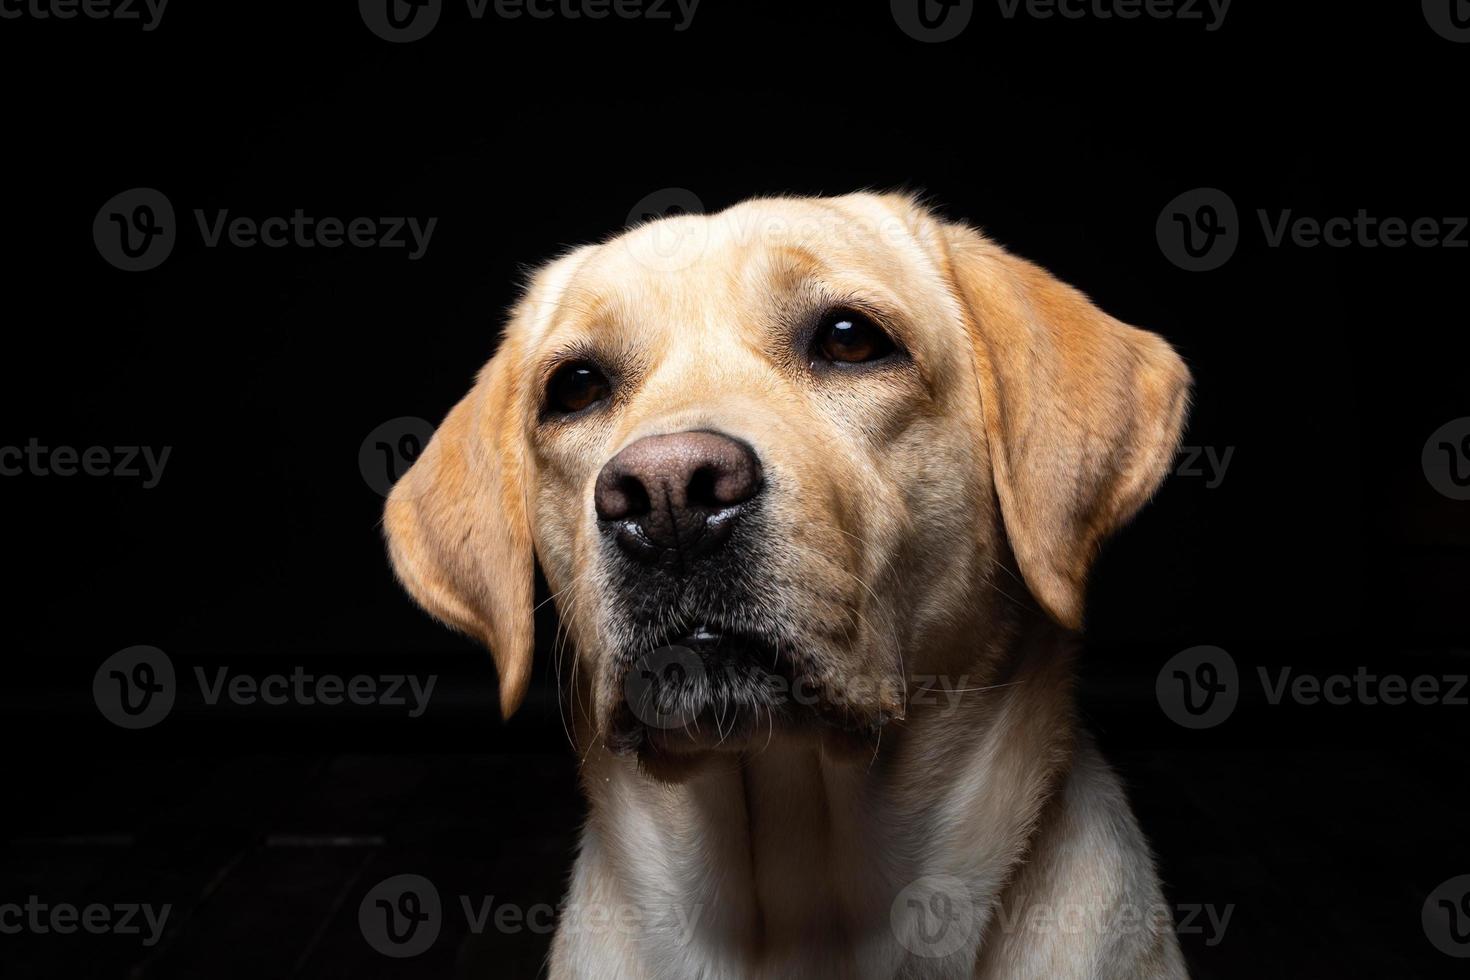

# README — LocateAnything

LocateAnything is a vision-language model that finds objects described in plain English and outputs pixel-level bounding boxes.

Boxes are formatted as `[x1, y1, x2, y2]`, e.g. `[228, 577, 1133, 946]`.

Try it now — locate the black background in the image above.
[2, 1, 1467, 977]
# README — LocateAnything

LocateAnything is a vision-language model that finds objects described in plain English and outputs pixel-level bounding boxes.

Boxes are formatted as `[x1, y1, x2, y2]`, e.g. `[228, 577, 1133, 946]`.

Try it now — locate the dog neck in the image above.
[569, 616, 1078, 977]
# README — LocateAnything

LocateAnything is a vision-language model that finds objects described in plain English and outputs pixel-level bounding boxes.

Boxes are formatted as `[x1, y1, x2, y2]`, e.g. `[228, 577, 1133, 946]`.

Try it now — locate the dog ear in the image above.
[942, 223, 1191, 629]
[383, 336, 535, 718]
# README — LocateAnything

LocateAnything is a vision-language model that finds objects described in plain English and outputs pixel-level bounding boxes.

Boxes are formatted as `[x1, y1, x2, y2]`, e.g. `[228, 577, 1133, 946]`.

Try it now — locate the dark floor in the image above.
[4, 649, 1468, 979]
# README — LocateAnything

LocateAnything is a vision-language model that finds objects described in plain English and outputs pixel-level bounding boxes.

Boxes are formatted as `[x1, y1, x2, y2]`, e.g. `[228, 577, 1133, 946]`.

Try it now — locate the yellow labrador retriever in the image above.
[384, 193, 1192, 979]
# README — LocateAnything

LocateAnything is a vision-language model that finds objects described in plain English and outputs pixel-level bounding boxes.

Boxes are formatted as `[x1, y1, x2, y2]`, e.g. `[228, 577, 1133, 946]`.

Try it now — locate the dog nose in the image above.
[595, 431, 763, 566]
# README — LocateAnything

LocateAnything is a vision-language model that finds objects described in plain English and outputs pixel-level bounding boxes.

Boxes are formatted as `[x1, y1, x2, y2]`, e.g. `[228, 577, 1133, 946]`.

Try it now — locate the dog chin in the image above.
[604, 626, 893, 781]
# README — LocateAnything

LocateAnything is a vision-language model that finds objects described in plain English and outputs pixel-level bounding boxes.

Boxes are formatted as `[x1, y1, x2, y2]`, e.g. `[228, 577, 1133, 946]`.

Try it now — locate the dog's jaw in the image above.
[600, 625, 901, 783]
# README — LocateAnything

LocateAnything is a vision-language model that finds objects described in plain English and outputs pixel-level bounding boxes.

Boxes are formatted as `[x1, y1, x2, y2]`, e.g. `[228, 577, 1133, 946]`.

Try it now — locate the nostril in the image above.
[595, 470, 652, 522]
[688, 460, 762, 509]
[686, 465, 720, 510]
[614, 475, 651, 518]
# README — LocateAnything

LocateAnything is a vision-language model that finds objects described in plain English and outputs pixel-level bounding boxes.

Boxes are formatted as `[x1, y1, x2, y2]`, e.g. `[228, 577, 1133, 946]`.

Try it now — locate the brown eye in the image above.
[815, 309, 896, 364]
[546, 361, 611, 415]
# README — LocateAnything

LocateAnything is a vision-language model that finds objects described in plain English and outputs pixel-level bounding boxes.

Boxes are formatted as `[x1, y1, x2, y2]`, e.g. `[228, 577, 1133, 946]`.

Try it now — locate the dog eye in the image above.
[814, 309, 896, 365]
[546, 361, 611, 415]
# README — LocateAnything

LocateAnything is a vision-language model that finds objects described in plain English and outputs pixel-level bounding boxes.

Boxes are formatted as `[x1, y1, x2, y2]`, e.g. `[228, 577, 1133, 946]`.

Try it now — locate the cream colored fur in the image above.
[384, 193, 1192, 979]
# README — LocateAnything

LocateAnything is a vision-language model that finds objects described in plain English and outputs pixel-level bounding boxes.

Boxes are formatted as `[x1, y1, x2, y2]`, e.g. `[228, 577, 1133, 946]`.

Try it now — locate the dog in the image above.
[383, 192, 1192, 979]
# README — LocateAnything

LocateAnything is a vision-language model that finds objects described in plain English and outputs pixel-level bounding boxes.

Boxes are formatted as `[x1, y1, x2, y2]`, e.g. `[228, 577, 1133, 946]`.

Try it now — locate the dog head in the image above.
[383, 193, 1189, 772]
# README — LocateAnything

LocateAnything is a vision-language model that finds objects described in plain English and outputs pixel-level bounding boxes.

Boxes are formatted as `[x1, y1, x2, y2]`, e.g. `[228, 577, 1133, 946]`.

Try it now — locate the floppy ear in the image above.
[942, 223, 1191, 629]
[383, 341, 535, 718]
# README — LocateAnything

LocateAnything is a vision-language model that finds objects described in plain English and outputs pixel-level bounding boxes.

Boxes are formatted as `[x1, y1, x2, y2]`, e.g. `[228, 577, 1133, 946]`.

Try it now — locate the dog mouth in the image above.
[606, 624, 894, 765]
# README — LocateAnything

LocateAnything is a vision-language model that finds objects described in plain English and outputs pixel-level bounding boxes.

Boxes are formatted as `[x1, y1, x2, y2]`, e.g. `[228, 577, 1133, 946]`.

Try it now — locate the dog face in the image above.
[384, 193, 1189, 772]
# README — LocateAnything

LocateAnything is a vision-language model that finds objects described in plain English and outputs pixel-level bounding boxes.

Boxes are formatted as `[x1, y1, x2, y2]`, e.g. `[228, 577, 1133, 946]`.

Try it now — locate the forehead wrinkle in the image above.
[741, 241, 913, 308]
[518, 245, 598, 346]
[537, 292, 641, 370]
[541, 261, 728, 387]
[757, 244, 826, 293]
[736, 197, 942, 310]
[521, 284, 613, 374]
[822, 197, 972, 355]
[521, 194, 962, 379]
[726, 234, 948, 380]
[748, 243, 910, 325]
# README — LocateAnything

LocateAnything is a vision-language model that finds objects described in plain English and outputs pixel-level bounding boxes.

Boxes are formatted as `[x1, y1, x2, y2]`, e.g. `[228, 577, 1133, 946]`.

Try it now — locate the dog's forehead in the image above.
[516, 194, 952, 352]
